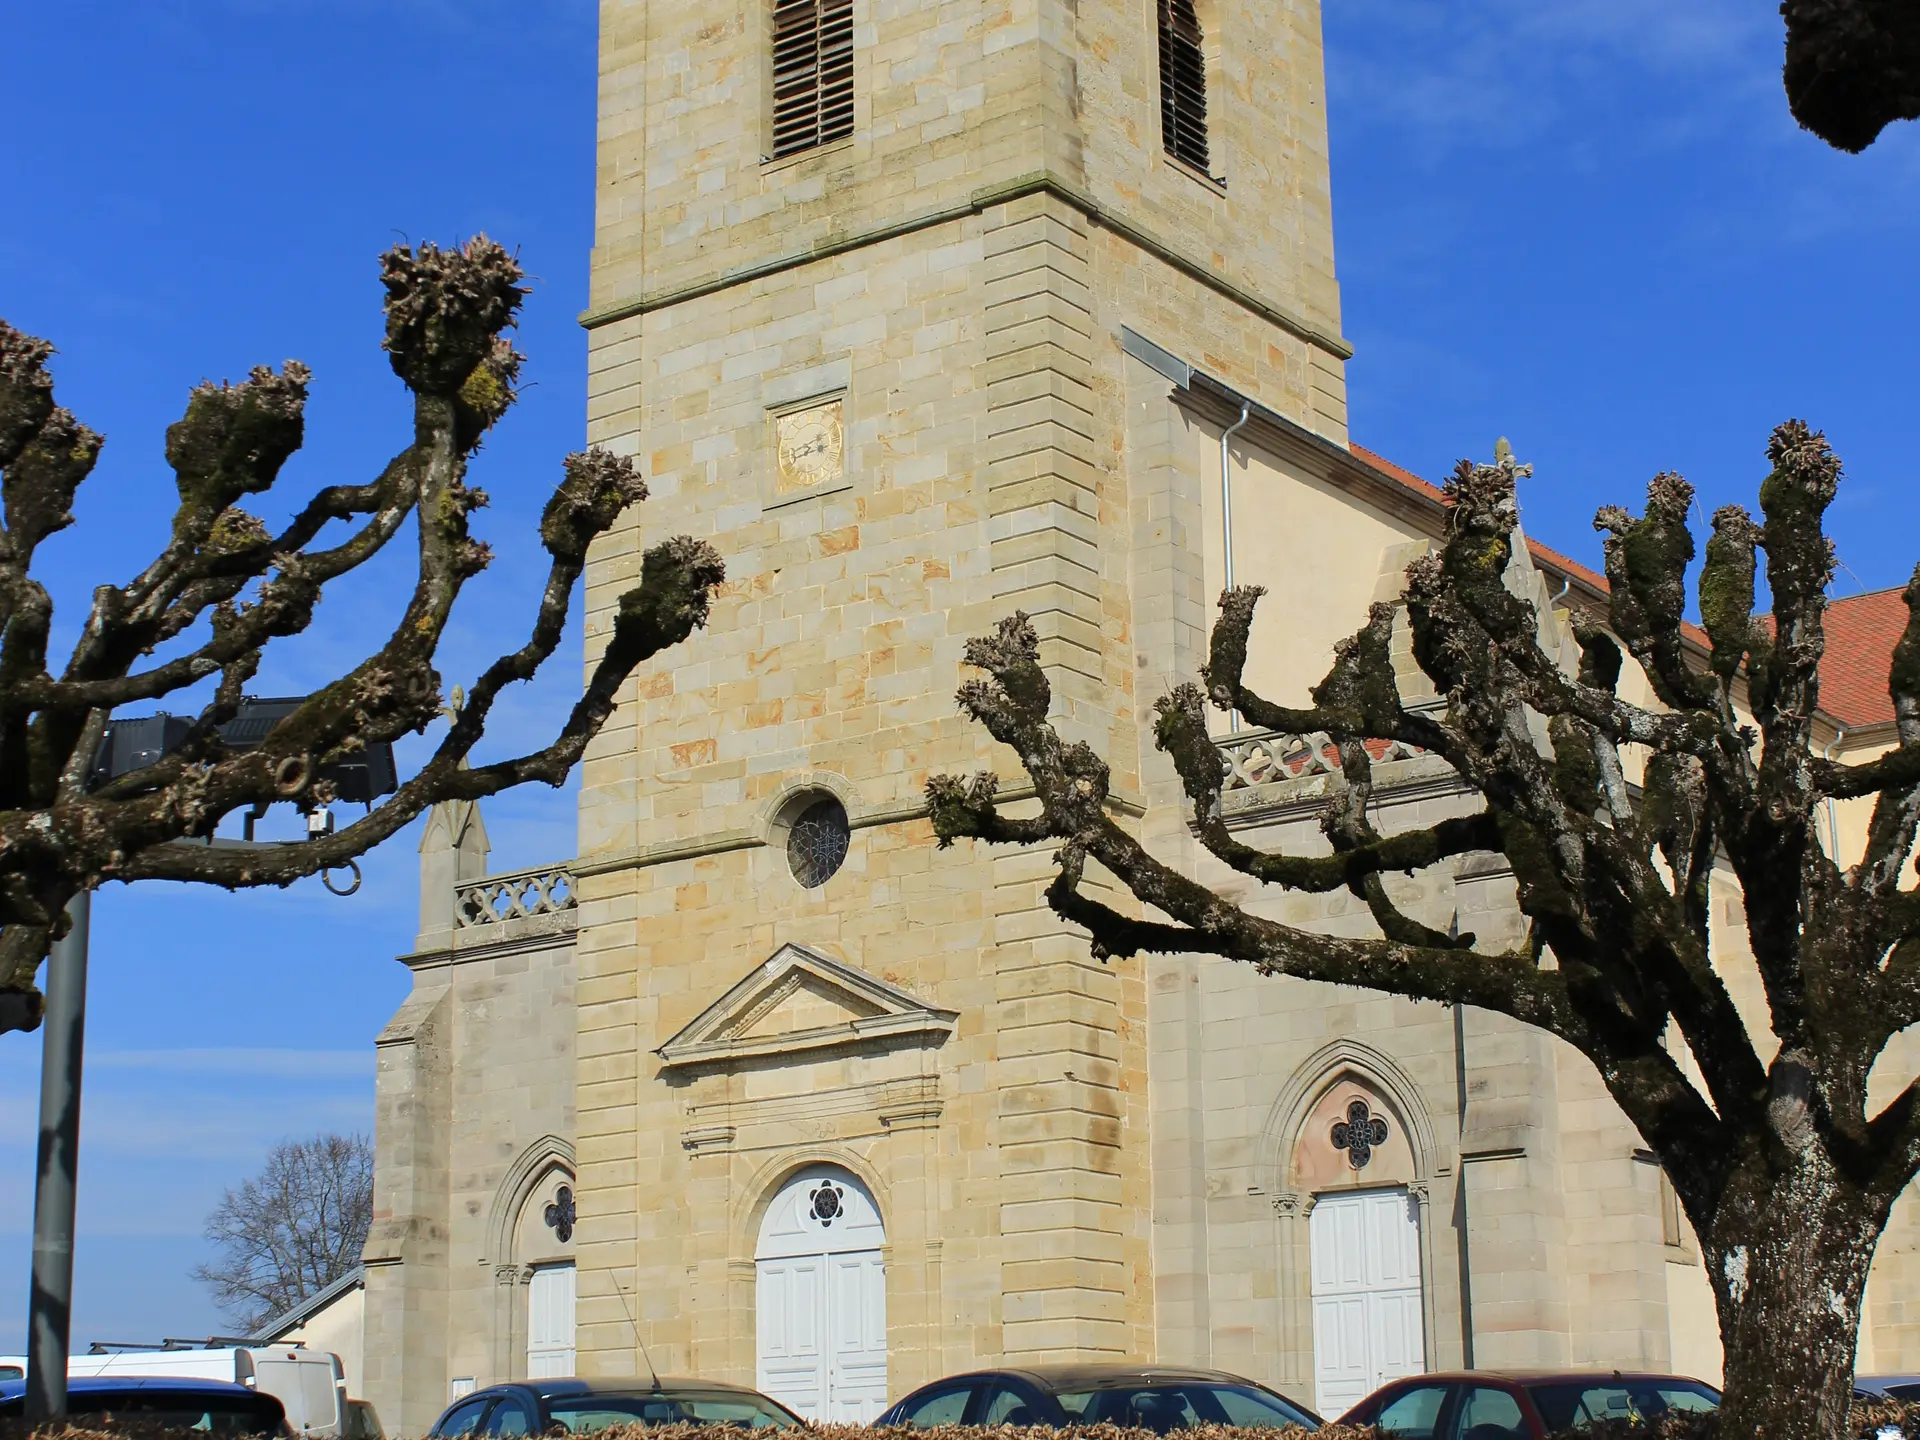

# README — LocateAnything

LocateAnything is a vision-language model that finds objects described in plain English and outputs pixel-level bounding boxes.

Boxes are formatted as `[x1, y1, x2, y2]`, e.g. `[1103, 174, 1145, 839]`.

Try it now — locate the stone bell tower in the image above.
[568, 0, 1348, 1402]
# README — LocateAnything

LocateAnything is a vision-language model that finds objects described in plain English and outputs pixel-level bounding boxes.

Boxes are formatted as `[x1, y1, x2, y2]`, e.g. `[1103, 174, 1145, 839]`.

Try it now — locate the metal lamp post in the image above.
[20, 701, 395, 1420]
[24, 891, 90, 1423]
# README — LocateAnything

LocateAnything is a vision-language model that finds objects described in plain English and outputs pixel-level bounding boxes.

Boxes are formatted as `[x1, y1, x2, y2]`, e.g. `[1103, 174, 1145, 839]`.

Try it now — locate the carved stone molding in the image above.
[1271, 1191, 1305, 1218]
[879, 1100, 944, 1130]
[681, 1124, 738, 1154]
[1406, 1180, 1431, 1209]
[658, 942, 958, 1071]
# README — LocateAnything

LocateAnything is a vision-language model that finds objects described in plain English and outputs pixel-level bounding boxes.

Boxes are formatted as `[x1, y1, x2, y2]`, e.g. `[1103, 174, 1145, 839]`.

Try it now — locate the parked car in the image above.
[0, 1343, 352, 1437]
[1337, 1372, 1720, 1439]
[425, 1378, 803, 1435]
[0, 1374, 291, 1435]
[1857, 1375, 1920, 1403]
[343, 1397, 387, 1440]
[879, 1363, 1321, 1432]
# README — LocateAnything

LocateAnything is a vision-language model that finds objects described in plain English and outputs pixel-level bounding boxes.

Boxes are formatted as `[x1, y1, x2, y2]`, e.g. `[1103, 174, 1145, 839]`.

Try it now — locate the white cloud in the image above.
[1325, 0, 1780, 158]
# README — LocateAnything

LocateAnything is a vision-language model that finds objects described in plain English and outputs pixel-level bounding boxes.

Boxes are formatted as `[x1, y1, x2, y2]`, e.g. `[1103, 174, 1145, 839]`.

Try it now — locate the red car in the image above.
[1337, 1371, 1720, 1439]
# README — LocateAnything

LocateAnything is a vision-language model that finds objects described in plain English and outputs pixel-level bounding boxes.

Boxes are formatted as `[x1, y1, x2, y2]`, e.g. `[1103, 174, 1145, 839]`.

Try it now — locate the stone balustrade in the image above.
[1216, 728, 1425, 791]
[454, 864, 577, 928]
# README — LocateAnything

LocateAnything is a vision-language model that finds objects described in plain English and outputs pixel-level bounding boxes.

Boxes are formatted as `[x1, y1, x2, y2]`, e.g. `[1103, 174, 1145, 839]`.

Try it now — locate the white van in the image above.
[0, 1346, 347, 1437]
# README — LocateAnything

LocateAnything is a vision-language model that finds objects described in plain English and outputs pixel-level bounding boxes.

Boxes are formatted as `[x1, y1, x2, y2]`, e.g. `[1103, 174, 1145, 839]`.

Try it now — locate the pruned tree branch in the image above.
[0, 238, 724, 1030]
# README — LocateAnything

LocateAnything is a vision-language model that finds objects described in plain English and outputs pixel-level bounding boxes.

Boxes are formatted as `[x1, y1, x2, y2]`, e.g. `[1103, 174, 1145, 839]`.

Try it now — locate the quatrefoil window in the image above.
[544, 1185, 576, 1243]
[808, 1181, 847, 1226]
[1331, 1099, 1390, 1170]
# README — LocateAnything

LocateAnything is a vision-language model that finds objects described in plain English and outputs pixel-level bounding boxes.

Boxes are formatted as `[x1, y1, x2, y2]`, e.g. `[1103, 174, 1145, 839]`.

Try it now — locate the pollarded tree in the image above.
[1782, 0, 1920, 152]
[0, 237, 723, 1033]
[929, 424, 1919, 1440]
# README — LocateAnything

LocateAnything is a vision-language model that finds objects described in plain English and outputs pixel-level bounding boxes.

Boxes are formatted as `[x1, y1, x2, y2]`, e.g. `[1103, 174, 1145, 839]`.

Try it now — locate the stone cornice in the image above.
[579, 169, 1353, 362]
[396, 926, 575, 973]
[572, 779, 1144, 879]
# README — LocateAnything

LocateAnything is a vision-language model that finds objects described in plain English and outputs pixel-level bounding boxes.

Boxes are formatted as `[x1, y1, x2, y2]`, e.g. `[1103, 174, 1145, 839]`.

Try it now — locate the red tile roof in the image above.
[1346, 442, 1910, 731]
[1350, 443, 1610, 595]
[1805, 587, 1910, 729]
[1349, 443, 1446, 505]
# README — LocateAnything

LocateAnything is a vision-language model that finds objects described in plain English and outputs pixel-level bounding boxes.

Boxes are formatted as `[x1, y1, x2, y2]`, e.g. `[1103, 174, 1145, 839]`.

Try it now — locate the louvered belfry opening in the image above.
[771, 0, 855, 159]
[1157, 0, 1212, 176]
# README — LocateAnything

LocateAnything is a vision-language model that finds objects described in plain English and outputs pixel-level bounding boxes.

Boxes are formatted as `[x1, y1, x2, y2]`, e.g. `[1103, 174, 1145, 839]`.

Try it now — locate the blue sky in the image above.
[0, 0, 1916, 1356]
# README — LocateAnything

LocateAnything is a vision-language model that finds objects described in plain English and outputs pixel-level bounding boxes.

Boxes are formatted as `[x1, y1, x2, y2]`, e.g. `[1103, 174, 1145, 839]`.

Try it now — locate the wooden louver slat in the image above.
[771, 0, 854, 159]
[1157, 0, 1212, 176]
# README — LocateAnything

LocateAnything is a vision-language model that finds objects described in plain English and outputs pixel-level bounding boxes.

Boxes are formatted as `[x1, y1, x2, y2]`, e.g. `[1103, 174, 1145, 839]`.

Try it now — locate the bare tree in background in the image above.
[193, 1132, 373, 1332]
[0, 237, 725, 1033]
[931, 425, 1919, 1440]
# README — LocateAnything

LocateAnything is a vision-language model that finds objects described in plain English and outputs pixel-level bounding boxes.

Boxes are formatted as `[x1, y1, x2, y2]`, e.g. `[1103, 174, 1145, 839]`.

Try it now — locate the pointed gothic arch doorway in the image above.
[1295, 1080, 1427, 1419]
[754, 1165, 887, 1422]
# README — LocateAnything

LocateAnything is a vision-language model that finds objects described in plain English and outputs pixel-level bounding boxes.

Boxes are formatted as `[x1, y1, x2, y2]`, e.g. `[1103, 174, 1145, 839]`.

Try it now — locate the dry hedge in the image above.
[6, 1410, 1920, 1440]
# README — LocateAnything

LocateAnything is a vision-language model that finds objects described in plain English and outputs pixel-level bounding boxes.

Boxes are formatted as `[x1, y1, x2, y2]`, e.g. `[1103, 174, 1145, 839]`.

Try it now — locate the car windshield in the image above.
[1053, 1383, 1317, 1432]
[1526, 1381, 1720, 1432]
[546, 1391, 798, 1431]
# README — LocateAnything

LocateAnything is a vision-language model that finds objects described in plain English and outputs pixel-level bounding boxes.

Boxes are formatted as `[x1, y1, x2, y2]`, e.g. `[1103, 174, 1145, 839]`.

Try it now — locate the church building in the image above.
[356, 1, 1919, 1434]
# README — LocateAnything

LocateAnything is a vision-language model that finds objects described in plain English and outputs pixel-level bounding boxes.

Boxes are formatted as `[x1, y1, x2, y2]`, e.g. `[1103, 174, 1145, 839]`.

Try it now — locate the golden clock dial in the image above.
[775, 401, 845, 493]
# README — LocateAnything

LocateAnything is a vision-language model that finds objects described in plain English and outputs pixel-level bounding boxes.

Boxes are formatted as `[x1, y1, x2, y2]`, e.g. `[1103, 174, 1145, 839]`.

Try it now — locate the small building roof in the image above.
[250, 1265, 364, 1344]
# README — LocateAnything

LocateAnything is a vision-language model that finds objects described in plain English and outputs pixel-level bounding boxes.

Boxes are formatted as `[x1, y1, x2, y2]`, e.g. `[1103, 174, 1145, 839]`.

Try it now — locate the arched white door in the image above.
[755, 1165, 886, 1422]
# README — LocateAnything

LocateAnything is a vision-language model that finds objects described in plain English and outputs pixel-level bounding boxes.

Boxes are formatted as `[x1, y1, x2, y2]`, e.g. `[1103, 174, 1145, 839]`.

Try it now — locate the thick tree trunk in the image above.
[1707, 1154, 1883, 1440]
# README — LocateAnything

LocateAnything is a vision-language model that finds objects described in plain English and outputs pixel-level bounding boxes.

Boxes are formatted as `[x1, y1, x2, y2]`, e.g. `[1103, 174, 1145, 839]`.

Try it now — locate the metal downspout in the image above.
[1823, 726, 1850, 863]
[1220, 403, 1251, 733]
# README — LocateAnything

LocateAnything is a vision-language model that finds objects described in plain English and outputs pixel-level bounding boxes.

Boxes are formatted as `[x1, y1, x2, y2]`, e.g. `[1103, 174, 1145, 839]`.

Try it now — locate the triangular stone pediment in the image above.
[656, 943, 958, 1070]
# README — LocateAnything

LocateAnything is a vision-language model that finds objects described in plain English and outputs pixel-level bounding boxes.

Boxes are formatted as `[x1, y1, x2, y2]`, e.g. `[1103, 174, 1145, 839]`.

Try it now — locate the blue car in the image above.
[0, 1374, 291, 1436]
[426, 1377, 803, 1436]
[879, 1363, 1321, 1432]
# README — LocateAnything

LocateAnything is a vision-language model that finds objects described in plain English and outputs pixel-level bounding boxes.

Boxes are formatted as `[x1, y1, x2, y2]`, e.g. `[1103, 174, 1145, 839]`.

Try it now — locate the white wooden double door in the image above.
[755, 1167, 888, 1422]
[1310, 1188, 1427, 1419]
[756, 1248, 887, 1421]
[527, 1263, 577, 1377]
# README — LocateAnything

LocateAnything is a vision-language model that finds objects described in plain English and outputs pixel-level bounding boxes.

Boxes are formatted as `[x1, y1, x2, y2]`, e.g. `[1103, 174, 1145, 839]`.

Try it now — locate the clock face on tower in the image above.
[774, 398, 845, 495]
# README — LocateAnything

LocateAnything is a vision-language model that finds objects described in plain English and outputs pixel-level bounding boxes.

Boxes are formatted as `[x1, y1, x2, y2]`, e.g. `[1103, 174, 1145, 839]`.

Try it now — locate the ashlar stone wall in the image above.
[362, 807, 580, 1437]
[574, 0, 1354, 1395]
